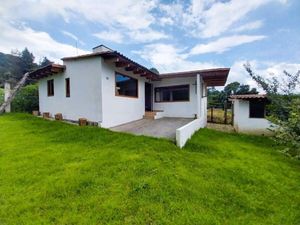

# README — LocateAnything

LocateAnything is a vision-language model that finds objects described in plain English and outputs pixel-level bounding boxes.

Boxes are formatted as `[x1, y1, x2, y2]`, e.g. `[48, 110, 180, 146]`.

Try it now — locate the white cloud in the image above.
[61, 31, 85, 45]
[134, 43, 220, 73]
[159, 0, 286, 38]
[93, 30, 124, 44]
[0, 22, 89, 63]
[233, 20, 264, 32]
[159, 17, 174, 26]
[189, 35, 266, 55]
[128, 29, 169, 43]
[0, 0, 157, 31]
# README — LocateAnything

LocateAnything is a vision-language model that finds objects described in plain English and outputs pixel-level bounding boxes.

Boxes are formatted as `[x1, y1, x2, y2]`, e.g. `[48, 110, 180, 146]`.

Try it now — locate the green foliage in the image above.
[0, 114, 299, 224]
[270, 98, 300, 158]
[39, 57, 53, 67]
[208, 82, 258, 108]
[20, 48, 36, 73]
[244, 63, 300, 158]
[0, 52, 24, 85]
[11, 84, 39, 112]
[0, 48, 49, 87]
[149, 67, 160, 74]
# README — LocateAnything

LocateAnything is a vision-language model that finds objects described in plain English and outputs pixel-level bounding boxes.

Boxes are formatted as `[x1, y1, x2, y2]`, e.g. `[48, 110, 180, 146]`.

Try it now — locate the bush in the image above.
[244, 63, 300, 158]
[270, 98, 300, 158]
[11, 84, 39, 112]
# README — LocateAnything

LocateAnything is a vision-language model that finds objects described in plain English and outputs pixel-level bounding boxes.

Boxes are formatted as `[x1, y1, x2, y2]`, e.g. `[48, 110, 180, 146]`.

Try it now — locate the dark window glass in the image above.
[249, 100, 265, 118]
[155, 85, 189, 102]
[65, 78, 70, 97]
[47, 79, 54, 96]
[115, 73, 138, 97]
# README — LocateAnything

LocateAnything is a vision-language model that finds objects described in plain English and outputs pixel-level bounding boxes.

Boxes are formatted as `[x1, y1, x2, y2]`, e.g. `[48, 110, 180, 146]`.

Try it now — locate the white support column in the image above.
[4, 82, 11, 113]
[196, 74, 201, 119]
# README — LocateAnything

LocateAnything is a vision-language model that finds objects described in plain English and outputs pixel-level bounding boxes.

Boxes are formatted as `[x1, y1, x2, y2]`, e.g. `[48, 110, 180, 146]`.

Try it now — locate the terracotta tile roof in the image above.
[29, 64, 66, 79]
[62, 51, 160, 80]
[29, 48, 230, 85]
[230, 94, 267, 100]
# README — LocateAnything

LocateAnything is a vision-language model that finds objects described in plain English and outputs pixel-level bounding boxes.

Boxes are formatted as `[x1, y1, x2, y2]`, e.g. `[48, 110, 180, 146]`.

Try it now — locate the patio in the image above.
[110, 117, 194, 140]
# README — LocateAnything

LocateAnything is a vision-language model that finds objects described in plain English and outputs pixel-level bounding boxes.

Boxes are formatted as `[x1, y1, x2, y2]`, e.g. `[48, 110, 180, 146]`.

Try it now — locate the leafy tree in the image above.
[244, 63, 300, 158]
[20, 48, 36, 73]
[149, 67, 159, 74]
[39, 57, 53, 67]
[208, 82, 258, 108]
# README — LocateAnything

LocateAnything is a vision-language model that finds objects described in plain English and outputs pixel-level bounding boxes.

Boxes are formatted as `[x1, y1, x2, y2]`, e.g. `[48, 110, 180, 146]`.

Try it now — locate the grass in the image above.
[0, 113, 299, 225]
[207, 108, 232, 124]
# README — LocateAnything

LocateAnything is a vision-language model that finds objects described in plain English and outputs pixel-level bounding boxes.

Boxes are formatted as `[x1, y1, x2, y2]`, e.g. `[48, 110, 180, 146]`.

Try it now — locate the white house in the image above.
[230, 94, 273, 134]
[29, 45, 230, 146]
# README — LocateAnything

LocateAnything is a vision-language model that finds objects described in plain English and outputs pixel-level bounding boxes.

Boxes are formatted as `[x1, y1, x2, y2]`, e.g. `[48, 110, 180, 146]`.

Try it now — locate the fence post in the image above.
[4, 82, 11, 113]
[210, 107, 213, 123]
[224, 101, 227, 124]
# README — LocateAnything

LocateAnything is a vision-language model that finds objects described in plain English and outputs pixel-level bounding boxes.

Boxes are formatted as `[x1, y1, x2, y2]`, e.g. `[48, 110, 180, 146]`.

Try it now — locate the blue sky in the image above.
[0, 0, 299, 87]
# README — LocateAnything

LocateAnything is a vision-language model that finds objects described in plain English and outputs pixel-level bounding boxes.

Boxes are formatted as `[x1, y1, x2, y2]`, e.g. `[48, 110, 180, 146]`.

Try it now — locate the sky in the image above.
[0, 0, 300, 89]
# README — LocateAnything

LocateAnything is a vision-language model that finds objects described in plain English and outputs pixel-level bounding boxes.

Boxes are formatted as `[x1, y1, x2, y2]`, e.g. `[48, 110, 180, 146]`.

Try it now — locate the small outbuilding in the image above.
[230, 94, 273, 135]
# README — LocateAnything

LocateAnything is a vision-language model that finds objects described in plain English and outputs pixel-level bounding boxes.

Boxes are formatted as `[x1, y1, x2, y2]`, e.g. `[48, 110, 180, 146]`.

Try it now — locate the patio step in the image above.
[144, 110, 164, 119]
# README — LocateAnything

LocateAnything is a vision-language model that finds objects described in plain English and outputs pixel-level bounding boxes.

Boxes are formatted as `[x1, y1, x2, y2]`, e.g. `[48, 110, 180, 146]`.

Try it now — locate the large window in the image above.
[155, 85, 189, 102]
[65, 78, 70, 97]
[47, 79, 54, 96]
[249, 100, 266, 118]
[115, 73, 138, 97]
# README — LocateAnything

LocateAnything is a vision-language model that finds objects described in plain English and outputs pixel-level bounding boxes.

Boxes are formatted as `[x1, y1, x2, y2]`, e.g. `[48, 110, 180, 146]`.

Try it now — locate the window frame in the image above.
[154, 84, 190, 103]
[249, 100, 266, 119]
[47, 79, 54, 97]
[115, 72, 138, 98]
[65, 78, 70, 98]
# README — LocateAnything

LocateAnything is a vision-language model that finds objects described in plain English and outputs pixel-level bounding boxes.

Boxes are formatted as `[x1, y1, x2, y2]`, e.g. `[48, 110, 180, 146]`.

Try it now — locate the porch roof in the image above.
[159, 68, 230, 86]
[29, 64, 66, 80]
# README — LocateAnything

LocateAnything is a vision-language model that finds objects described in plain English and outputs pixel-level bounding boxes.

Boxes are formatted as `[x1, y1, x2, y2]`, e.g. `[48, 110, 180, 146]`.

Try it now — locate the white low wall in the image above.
[176, 119, 203, 148]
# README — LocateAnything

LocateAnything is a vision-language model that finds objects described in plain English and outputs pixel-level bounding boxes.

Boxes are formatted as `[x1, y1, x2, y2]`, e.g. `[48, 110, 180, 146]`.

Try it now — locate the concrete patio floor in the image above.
[110, 117, 194, 140]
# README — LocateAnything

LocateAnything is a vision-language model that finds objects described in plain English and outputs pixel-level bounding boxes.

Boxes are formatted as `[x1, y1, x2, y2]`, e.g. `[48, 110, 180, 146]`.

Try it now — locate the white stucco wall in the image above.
[100, 59, 147, 128]
[39, 57, 102, 122]
[176, 118, 202, 148]
[152, 77, 198, 118]
[233, 99, 272, 134]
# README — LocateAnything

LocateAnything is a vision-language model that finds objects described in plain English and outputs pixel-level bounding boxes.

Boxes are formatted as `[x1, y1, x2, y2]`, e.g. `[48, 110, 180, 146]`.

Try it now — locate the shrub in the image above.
[11, 84, 39, 112]
[244, 63, 300, 158]
[270, 98, 300, 158]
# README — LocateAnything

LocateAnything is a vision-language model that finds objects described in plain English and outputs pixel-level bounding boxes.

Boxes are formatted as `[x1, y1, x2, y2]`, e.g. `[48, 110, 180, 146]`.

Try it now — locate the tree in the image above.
[244, 63, 300, 158]
[39, 57, 53, 67]
[149, 67, 159, 74]
[20, 48, 35, 73]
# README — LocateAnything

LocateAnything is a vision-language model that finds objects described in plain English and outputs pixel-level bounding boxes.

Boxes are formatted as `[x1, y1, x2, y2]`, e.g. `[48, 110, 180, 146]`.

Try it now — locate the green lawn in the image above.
[0, 114, 299, 225]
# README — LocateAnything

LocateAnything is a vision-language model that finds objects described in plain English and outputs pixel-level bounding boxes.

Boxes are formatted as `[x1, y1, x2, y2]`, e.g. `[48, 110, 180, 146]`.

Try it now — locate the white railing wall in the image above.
[176, 119, 203, 148]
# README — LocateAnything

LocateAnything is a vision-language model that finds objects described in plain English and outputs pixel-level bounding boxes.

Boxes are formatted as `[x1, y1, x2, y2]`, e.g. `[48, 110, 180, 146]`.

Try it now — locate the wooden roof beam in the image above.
[115, 61, 130, 68]
[104, 57, 120, 63]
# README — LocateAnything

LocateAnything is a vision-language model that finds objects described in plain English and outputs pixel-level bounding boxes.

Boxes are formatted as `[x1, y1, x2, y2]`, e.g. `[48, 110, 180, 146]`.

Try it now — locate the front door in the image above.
[145, 82, 152, 111]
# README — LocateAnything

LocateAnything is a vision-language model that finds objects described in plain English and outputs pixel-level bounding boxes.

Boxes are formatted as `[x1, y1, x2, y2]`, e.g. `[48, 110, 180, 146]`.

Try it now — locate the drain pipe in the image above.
[196, 74, 201, 119]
